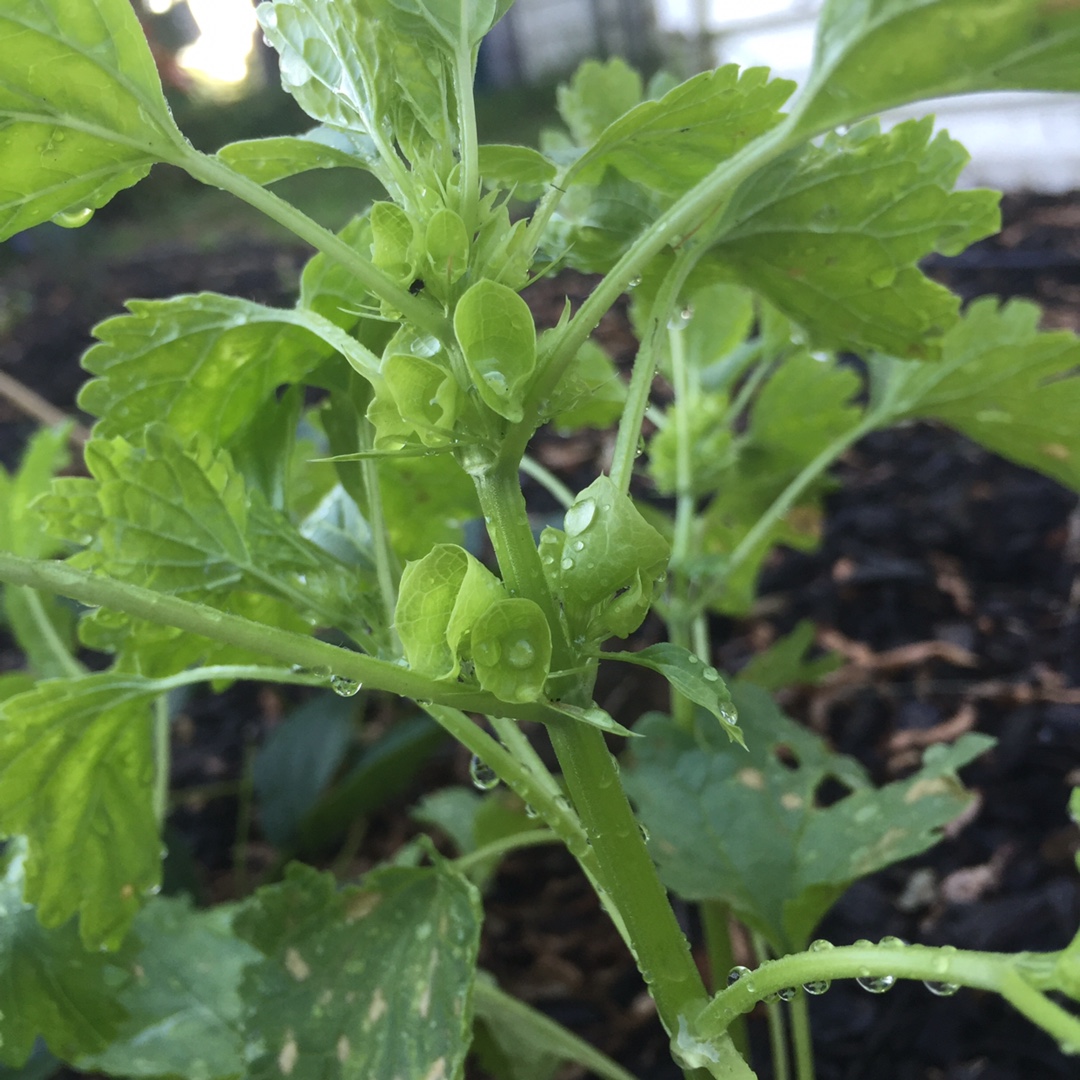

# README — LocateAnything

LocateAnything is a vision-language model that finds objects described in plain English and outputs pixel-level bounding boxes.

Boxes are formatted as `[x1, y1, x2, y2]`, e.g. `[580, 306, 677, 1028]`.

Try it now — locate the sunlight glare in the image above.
[177, 0, 258, 87]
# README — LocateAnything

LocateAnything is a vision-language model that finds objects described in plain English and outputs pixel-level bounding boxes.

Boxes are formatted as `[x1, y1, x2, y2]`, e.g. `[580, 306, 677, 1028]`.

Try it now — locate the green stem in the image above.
[0, 553, 580, 726]
[789, 991, 816, 1080]
[454, 828, 558, 873]
[998, 968, 1080, 1052]
[698, 412, 879, 614]
[699, 943, 1062, 1036]
[175, 148, 452, 342]
[453, 46, 480, 230]
[546, 719, 710, 1034]
[700, 901, 749, 1058]
[358, 419, 400, 640]
[152, 695, 170, 827]
[530, 118, 800, 423]
[520, 454, 575, 509]
[490, 715, 563, 799]
[17, 586, 84, 678]
[609, 251, 697, 496]
[753, 933, 790, 1080]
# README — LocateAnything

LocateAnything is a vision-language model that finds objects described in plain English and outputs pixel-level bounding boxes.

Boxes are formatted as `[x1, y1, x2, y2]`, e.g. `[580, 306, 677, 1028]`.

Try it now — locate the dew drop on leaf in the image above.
[330, 674, 361, 697]
[727, 965, 752, 987]
[51, 206, 94, 229]
[564, 497, 597, 536]
[702, 666, 719, 682]
[506, 639, 536, 669]
[561, 557, 575, 570]
[469, 754, 499, 791]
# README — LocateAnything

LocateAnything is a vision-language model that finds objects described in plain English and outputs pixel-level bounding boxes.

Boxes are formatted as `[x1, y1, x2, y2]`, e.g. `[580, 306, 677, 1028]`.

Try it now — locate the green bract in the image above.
[0, 2, 1079, 1078]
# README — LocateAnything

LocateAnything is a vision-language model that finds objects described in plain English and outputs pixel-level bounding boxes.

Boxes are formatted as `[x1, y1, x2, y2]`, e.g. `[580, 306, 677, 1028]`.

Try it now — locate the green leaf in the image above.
[217, 127, 383, 185]
[623, 684, 993, 952]
[378, 351, 463, 449]
[0, 675, 161, 948]
[78, 294, 369, 445]
[0, 840, 135, 1066]
[543, 475, 670, 643]
[396, 544, 505, 679]
[378, 454, 482, 561]
[869, 297, 1080, 491]
[234, 861, 482, 1080]
[544, 700, 638, 739]
[571, 66, 794, 197]
[379, 0, 511, 50]
[299, 216, 378, 330]
[556, 57, 644, 146]
[0, 0, 181, 239]
[478, 145, 557, 200]
[425, 207, 470, 288]
[737, 620, 842, 691]
[0, 425, 77, 677]
[454, 279, 537, 422]
[603, 643, 741, 743]
[253, 695, 356, 847]
[76, 896, 259, 1080]
[545, 339, 626, 432]
[710, 118, 1000, 358]
[472, 598, 552, 704]
[370, 201, 420, 285]
[796, 0, 1080, 139]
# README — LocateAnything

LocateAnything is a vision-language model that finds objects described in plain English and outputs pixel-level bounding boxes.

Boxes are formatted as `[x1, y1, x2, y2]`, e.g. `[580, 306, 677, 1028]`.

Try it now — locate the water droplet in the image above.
[483, 370, 509, 396]
[329, 674, 361, 697]
[560, 557, 574, 571]
[628, 275, 642, 289]
[474, 640, 500, 666]
[468, 755, 499, 791]
[803, 939, 833, 994]
[572, 540, 584, 551]
[638, 823, 650, 843]
[727, 966, 752, 987]
[564, 498, 597, 536]
[634, 435, 645, 457]
[854, 937, 901, 994]
[506, 639, 535, 669]
[702, 666, 719, 682]
[524, 803, 539, 819]
[769, 986, 796, 1002]
[924, 945, 958, 996]
[51, 206, 94, 229]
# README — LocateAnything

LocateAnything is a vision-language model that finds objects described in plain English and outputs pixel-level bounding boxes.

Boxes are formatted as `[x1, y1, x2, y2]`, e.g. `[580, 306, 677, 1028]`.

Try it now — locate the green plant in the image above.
[2, 1, 1080, 1078]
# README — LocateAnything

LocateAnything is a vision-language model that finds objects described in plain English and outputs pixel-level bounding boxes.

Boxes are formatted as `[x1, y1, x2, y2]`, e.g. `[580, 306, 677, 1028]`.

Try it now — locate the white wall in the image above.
[653, 0, 1080, 192]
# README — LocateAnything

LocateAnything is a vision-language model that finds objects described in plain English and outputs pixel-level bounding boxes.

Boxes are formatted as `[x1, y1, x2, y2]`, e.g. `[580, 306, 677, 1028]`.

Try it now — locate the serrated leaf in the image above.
[869, 296, 1080, 491]
[396, 544, 505, 679]
[454, 279, 537, 422]
[603, 643, 741, 743]
[234, 861, 481, 1080]
[217, 127, 383, 185]
[0, 676, 161, 948]
[556, 57, 644, 146]
[0, 0, 181, 239]
[0, 840, 135, 1066]
[796, 0, 1080, 139]
[709, 118, 999, 358]
[472, 598, 552, 704]
[571, 66, 794, 197]
[77, 294, 373, 445]
[76, 896, 259, 1080]
[623, 684, 992, 952]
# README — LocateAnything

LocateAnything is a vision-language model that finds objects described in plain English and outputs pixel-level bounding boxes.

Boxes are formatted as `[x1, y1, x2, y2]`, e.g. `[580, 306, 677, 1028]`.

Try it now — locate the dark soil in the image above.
[2, 191, 1080, 1080]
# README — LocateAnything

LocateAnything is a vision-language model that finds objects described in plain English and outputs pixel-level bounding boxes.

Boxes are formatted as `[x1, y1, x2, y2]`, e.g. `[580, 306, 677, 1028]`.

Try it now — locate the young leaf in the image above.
[795, 0, 1080, 139]
[0, 840, 135, 1067]
[472, 597, 553, 704]
[545, 339, 627, 433]
[623, 684, 993, 953]
[0, 675, 161, 949]
[478, 145, 557, 200]
[737, 620, 842, 691]
[234, 861, 482, 1080]
[603, 643, 741, 743]
[371, 201, 420, 285]
[454, 279, 537, 421]
[396, 544, 505, 679]
[569, 66, 795, 197]
[78, 294, 377, 445]
[378, 0, 513, 51]
[0, 0, 181, 239]
[425, 207, 470, 288]
[556, 57, 644, 146]
[299, 216, 378, 330]
[544, 475, 670, 643]
[76, 896, 260, 1080]
[708, 119, 1000, 358]
[217, 127, 383, 186]
[868, 296, 1080, 491]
